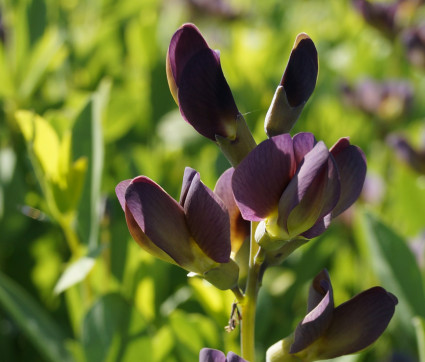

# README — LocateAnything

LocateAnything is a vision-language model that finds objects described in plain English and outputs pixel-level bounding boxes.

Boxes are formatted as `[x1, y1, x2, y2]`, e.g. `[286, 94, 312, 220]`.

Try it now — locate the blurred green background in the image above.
[1, 0, 425, 361]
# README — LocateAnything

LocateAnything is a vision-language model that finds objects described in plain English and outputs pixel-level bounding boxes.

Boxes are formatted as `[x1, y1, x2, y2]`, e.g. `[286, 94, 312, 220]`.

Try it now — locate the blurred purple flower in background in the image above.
[342, 78, 413, 121]
[352, 0, 400, 38]
[403, 24, 425, 69]
[387, 133, 425, 174]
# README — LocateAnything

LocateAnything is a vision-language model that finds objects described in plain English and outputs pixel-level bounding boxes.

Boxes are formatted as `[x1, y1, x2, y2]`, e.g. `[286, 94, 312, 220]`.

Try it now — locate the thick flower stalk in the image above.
[166, 23, 256, 166]
[115, 167, 238, 290]
[265, 33, 318, 137]
[232, 132, 366, 252]
[266, 269, 398, 361]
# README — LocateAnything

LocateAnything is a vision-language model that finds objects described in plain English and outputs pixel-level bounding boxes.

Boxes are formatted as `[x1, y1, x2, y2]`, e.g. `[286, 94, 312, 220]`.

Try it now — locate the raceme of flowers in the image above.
[115, 22, 397, 362]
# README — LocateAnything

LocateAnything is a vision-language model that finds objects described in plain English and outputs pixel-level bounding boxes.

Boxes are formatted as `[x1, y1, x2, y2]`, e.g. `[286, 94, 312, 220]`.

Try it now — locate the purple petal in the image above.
[232, 134, 296, 221]
[178, 47, 239, 140]
[290, 270, 334, 353]
[297, 154, 341, 239]
[123, 204, 176, 265]
[278, 142, 333, 235]
[199, 348, 226, 362]
[281, 34, 318, 108]
[307, 269, 333, 312]
[125, 176, 193, 265]
[227, 352, 248, 362]
[330, 138, 367, 217]
[115, 179, 131, 210]
[214, 168, 250, 254]
[168, 23, 209, 87]
[293, 132, 317, 164]
[180, 167, 198, 206]
[183, 171, 231, 263]
[301, 213, 332, 239]
[316, 287, 398, 359]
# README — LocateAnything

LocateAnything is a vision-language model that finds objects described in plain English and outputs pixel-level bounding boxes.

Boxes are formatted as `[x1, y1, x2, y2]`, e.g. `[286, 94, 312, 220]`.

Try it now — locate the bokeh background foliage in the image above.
[1, 0, 425, 361]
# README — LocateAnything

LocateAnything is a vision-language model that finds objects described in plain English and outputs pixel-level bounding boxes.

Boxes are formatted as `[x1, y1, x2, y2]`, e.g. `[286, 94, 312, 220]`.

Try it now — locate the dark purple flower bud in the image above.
[166, 23, 240, 141]
[387, 134, 425, 174]
[403, 24, 425, 69]
[267, 270, 398, 361]
[115, 167, 239, 290]
[214, 168, 250, 254]
[199, 348, 247, 362]
[231, 133, 366, 249]
[342, 78, 413, 121]
[352, 0, 400, 38]
[265, 33, 318, 137]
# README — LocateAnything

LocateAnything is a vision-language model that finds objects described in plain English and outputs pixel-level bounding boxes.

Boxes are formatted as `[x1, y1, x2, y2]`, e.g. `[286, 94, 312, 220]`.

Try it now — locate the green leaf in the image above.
[54, 257, 95, 295]
[54, 245, 106, 294]
[169, 310, 220, 361]
[81, 293, 150, 362]
[152, 326, 174, 362]
[413, 317, 425, 361]
[18, 28, 65, 100]
[26, 0, 47, 46]
[360, 212, 425, 321]
[0, 271, 73, 362]
[72, 79, 110, 249]
[15, 110, 60, 179]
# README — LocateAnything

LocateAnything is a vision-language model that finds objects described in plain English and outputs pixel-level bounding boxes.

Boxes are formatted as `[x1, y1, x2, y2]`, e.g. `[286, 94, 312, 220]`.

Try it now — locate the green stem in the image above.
[60, 217, 81, 257]
[241, 222, 265, 361]
[231, 286, 245, 304]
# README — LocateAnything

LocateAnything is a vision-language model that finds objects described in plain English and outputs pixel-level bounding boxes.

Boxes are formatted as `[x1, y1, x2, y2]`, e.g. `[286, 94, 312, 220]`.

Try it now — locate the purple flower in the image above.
[387, 133, 425, 174]
[352, 0, 400, 38]
[166, 23, 240, 141]
[115, 167, 239, 289]
[232, 133, 366, 248]
[214, 168, 250, 255]
[267, 270, 398, 361]
[403, 24, 425, 69]
[265, 33, 318, 137]
[199, 348, 247, 362]
[342, 78, 413, 121]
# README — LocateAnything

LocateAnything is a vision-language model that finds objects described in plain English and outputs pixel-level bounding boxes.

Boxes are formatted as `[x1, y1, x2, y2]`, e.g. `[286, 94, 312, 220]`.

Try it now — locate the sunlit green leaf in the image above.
[413, 317, 425, 361]
[15, 110, 60, 179]
[18, 28, 65, 100]
[153, 326, 174, 362]
[72, 79, 110, 248]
